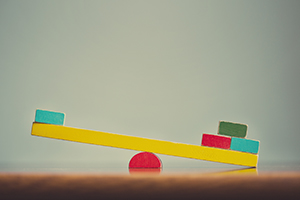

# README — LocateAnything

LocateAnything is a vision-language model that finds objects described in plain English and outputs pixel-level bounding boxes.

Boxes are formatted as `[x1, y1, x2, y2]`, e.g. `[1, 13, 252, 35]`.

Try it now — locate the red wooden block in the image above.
[201, 133, 231, 149]
[129, 152, 162, 168]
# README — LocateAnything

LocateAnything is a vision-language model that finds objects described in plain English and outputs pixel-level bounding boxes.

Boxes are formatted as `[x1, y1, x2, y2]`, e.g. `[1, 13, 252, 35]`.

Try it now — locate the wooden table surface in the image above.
[1, 171, 299, 200]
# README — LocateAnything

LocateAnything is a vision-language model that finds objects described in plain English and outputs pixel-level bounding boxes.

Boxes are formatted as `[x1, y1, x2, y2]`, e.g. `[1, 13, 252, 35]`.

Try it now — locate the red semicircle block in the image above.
[129, 152, 162, 168]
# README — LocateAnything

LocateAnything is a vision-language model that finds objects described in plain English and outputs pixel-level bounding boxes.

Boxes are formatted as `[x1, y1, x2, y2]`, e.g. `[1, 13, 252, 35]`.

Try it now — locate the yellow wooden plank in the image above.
[31, 122, 258, 167]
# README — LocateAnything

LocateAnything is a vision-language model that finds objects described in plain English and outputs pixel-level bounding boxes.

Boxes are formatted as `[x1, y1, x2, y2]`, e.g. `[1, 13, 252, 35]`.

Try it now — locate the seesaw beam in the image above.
[31, 122, 258, 167]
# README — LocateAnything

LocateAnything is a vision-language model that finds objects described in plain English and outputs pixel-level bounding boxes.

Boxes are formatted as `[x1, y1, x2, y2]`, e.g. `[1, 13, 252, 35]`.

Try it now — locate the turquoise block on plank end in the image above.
[35, 109, 65, 125]
[230, 137, 260, 154]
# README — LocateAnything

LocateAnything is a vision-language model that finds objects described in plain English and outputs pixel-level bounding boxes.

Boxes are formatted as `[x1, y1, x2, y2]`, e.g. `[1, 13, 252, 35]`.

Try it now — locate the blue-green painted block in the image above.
[230, 137, 260, 154]
[35, 109, 65, 125]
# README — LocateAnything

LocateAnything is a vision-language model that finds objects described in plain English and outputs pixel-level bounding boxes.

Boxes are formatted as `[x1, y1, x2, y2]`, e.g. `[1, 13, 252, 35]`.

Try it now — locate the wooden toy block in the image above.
[230, 137, 260, 154]
[218, 121, 248, 138]
[35, 109, 65, 125]
[129, 152, 162, 168]
[201, 133, 231, 149]
[31, 122, 258, 167]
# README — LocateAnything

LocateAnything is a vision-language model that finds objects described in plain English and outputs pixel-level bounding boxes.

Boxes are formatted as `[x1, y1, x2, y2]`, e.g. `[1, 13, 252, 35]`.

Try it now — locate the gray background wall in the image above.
[1, 0, 299, 169]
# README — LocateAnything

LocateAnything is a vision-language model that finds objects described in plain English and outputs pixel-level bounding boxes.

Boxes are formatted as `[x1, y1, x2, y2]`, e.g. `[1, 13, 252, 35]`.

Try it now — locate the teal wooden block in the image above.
[35, 109, 65, 125]
[230, 137, 260, 154]
[218, 121, 248, 138]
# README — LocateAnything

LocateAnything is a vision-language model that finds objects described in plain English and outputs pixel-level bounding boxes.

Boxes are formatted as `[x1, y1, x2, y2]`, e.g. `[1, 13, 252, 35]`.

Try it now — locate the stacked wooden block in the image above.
[201, 121, 259, 154]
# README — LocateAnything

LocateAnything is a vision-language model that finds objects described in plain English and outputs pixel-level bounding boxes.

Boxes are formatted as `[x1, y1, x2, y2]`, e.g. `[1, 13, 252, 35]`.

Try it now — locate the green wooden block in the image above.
[218, 121, 248, 138]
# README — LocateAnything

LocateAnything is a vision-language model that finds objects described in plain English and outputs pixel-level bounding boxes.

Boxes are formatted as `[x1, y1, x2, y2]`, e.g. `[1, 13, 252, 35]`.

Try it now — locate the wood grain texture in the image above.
[0, 173, 299, 200]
